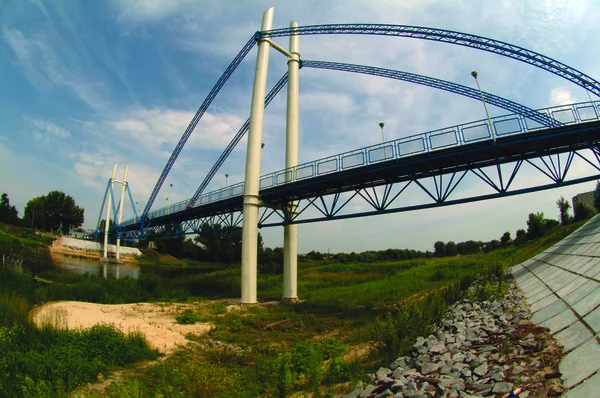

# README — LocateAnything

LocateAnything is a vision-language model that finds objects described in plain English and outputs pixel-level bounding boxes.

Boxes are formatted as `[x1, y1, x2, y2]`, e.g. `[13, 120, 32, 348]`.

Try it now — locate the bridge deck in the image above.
[121, 118, 600, 232]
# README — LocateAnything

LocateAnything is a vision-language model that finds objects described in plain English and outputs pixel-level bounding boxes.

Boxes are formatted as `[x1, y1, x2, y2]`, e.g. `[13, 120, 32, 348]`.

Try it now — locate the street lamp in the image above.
[225, 173, 229, 186]
[471, 71, 496, 143]
[379, 122, 387, 159]
[167, 183, 173, 215]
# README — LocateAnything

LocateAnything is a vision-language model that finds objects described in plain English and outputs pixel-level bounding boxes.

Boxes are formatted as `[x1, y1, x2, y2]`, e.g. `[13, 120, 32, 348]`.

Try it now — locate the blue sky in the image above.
[1, 0, 599, 253]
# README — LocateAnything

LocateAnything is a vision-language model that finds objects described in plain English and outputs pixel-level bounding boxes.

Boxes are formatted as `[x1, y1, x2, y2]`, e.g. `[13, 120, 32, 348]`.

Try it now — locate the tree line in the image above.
[0, 191, 85, 235]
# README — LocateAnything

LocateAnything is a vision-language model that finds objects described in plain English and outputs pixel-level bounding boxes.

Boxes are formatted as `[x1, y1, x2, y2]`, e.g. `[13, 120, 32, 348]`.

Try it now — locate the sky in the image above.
[1, 0, 599, 253]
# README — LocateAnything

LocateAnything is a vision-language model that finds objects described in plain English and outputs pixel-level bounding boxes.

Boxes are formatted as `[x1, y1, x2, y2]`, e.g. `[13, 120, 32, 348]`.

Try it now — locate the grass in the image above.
[0, 218, 588, 396]
[0, 269, 160, 396]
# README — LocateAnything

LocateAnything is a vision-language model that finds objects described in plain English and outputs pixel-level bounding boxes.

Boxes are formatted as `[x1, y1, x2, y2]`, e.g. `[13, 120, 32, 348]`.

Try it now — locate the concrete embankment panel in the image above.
[58, 236, 141, 257]
[511, 214, 600, 396]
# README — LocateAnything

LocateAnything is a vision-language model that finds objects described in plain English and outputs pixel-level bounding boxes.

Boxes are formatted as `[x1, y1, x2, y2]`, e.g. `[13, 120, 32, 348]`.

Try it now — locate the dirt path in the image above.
[32, 301, 211, 354]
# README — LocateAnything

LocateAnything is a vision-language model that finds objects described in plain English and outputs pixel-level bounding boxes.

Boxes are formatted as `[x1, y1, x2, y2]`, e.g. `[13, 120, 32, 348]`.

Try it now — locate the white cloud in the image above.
[111, 107, 246, 153]
[26, 117, 71, 140]
[549, 87, 576, 106]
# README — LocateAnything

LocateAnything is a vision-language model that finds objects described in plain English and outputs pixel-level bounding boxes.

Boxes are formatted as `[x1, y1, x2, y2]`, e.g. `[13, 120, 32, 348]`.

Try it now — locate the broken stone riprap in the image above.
[341, 275, 565, 398]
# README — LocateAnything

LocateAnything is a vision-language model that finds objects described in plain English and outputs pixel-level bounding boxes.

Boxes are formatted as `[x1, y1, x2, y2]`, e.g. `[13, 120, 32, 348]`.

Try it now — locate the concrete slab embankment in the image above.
[53, 236, 141, 258]
[512, 214, 600, 396]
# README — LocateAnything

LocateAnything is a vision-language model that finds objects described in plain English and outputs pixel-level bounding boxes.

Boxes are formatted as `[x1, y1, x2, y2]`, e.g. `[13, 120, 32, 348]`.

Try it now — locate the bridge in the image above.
[94, 8, 600, 304]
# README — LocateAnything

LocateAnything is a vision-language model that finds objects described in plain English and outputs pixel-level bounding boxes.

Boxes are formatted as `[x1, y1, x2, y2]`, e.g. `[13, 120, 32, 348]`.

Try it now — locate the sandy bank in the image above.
[32, 301, 211, 354]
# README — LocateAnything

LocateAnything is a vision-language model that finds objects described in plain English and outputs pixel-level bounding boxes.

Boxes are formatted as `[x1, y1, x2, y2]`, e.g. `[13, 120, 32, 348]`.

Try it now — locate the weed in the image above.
[175, 309, 199, 325]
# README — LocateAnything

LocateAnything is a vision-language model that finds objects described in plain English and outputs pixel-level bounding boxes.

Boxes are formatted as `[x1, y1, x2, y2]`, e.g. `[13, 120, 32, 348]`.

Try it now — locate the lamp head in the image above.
[379, 122, 385, 129]
[471, 71, 478, 79]
[261, 143, 265, 149]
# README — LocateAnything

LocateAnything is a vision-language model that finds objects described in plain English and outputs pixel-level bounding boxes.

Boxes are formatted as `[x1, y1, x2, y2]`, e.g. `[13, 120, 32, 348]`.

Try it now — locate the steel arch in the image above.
[261, 24, 600, 97]
[142, 36, 257, 219]
[301, 60, 560, 128]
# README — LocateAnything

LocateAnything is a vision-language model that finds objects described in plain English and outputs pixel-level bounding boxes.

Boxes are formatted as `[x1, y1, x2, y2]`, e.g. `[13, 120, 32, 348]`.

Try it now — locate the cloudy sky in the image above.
[1, 0, 599, 253]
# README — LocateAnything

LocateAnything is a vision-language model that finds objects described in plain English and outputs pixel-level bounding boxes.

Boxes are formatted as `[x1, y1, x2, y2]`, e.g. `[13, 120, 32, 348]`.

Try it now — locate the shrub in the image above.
[175, 309, 199, 325]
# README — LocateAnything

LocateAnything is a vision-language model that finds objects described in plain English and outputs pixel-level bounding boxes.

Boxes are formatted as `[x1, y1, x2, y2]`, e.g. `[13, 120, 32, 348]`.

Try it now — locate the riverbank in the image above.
[51, 236, 140, 263]
[343, 275, 565, 397]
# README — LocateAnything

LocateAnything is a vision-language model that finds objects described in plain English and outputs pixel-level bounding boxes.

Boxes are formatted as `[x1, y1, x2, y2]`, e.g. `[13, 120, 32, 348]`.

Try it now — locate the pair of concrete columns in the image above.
[240, 8, 300, 304]
[102, 163, 129, 263]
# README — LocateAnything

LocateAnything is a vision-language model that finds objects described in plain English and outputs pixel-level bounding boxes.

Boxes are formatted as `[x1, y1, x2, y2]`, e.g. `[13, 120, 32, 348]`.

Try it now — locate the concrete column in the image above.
[115, 165, 128, 261]
[103, 164, 117, 260]
[283, 21, 300, 302]
[240, 7, 274, 304]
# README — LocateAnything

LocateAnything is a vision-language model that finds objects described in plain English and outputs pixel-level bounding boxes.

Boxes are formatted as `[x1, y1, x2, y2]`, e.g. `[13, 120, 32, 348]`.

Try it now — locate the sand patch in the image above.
[32, 301, 211, 354]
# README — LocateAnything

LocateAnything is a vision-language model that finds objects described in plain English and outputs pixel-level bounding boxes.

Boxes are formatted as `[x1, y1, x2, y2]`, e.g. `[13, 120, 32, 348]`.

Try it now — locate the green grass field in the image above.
[0, 219, 586, 396]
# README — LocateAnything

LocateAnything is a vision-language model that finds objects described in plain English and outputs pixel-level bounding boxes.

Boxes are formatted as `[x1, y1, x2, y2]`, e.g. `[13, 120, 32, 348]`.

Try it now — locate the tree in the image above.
[24, 191, 84, 234]
[500, 231, 511, 246]
[595, 181, 600, 212]
[574, 201, 593, 221]
[556, 196, 572, 226]
[445, 241, 457, 256]
[0, 193, 19, 225]
[433, 241, 445, 257]
[526, 212, 546, 239]
[514, 229, 527, 245]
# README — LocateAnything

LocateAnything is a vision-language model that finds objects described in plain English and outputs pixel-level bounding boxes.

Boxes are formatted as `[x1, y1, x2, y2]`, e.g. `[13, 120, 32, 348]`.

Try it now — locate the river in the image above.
[22, 252, 213, 279]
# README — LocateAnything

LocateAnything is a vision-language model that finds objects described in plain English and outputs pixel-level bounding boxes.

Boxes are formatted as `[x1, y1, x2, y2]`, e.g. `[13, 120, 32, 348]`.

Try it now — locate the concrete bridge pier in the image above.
[240, 7, 274, 304]
[282, 20, 300, 304]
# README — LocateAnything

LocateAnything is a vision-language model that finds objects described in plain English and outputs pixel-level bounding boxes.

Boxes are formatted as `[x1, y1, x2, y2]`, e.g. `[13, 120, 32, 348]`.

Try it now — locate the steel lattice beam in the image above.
[261, 24, 600, 97]
[301, 60, 561, 128]
[142, 36, 257, 219]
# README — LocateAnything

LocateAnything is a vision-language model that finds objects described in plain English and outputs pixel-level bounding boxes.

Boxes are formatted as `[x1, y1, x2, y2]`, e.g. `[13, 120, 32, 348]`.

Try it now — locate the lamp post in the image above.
[166, 183, 173, 215]
[379, 122, 387, 159]
[471, 71, 496, 143]
[225, 174, 229, 186]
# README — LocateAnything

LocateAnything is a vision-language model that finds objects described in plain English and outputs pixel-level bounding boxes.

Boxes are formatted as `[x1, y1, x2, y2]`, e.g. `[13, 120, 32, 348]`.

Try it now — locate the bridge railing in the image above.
[120, 100, 599, 227]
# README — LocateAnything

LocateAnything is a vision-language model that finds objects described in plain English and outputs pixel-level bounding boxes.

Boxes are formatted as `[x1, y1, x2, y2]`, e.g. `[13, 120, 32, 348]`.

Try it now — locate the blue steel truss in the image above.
[301, 60, 561, 128]
[139, 23, 599, 222]
[184, 61, 556, 213]
[112, 100, 600, 239]
[187, 72, 289, 208]
[141, 36, 257, 219]
[261, 24, 600, 97]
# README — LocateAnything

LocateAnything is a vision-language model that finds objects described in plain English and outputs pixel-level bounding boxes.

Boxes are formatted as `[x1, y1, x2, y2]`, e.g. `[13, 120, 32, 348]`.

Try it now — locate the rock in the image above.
[421, 362, 440, 375]
[460, 368, 472, 378]
[429, 341, 446, 354]
[376, 367, 391, 380]
[389, 381, 404, 392]
[491, 382, 514, 394]
[471, 383, 493, 393]
[391, 367, 405, 379]
[479, 344, 497, 353]
[403, 369, 422, 378]
[359, 384, 376, 397]
[390, 357, 408, 370]
[490, 371, 504, 382]
[452, 353, 466, 363]
[474, 362, 488, 377]
[511, 365, 524, 375]
[375, 389, 393, 398]
[402, 380, 419, 395]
